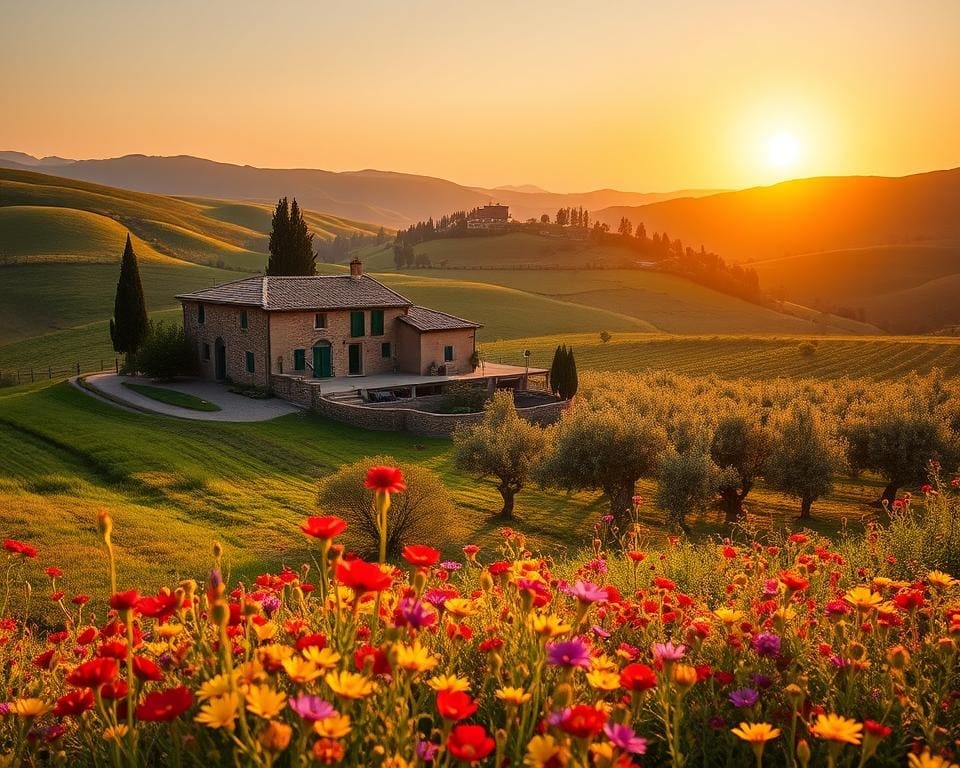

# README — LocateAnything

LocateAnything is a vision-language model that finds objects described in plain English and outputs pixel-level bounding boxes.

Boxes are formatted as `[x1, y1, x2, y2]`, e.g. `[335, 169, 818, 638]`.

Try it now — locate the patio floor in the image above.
[300, 362, 547, 395]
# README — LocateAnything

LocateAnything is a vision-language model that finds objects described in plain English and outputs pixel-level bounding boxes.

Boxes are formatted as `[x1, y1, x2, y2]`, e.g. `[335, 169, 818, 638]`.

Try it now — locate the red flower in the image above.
[779, 571, 809, 592]
[33, 649, 57, 670]
[446, 724, 495, 763]
[53, 689, 95, 717]
[101, 681, 129, 700]
[137, 591, 182, 621]
[295, 633, 327, 652]
[301, 516, 348, 540]
[132, 656, 165, 682]
[364, 466, 407, 494]
[109, 590, 140, 612]
[863, 720, 892, 739]
[77, 626, 98, 646]
[336, 559, 392, 593]
[45, 566, 63, 578]
[559, 704, 607, 738]
[354, 644, 391, 676]
[135, 686, 193, 722]
[403, 545, 441, 567]
[437, 690, 478, 721]
[620, 663, 657, 692]
[3, 539, 38, 558]
[893, 590, 925, 611]
[71, 595, 90, 606]
[66, 657, 118, 688]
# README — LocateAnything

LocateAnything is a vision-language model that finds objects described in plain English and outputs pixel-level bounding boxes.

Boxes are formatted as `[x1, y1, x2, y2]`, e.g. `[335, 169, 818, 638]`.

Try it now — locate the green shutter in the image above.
[294, 349, 305, 370]
[198, 304, 205, 324]
[444, 345, 454, 362]
[240, 310, 248, 329]
[371, 309, 384, 336]
[245, 351, 255, 373]
[381, 342, 391, 358]
[350, 311, 365, 337]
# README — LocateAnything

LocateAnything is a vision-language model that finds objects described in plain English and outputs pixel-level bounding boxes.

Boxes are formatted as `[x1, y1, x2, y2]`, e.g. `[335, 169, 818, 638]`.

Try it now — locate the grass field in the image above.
[121, 382, 221, 411]
[0, 379, 887, 617]
[483, 332, 960, 380]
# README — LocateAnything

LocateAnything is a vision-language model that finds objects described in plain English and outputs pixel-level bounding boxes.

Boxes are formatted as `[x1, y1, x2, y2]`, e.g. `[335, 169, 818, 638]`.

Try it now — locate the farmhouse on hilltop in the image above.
[466, 204, 509, 229]
[177, 259, 481, 388]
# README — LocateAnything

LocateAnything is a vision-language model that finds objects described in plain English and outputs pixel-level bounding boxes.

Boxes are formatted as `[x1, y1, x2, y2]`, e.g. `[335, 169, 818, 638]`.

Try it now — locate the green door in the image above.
[312, 345, 332, 378]
[348, 343, 362, 375]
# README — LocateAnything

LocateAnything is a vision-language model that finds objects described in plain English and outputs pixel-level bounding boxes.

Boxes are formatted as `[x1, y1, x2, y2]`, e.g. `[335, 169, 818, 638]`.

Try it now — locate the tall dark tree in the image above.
[109, 234, 149, 356]
[549, 345, 579, 401]
[267, 197, 291, 275]
[267, 197, 316, 276]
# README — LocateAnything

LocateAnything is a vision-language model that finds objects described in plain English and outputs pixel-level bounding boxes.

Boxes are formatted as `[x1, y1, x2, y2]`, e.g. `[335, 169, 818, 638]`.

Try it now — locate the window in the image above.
[444, 345, 454, 362]
[314, 313, 327, 329]
[198, 304, 205, 325]
[240, 310, 248, 330]
[381, 342, 391, 359]
[293, 349, 306, 371]
[202, 343, 211, 361]
[350, 310, 365, 337]
[371, 309, 385, 336]
[245, 351, 255, 373]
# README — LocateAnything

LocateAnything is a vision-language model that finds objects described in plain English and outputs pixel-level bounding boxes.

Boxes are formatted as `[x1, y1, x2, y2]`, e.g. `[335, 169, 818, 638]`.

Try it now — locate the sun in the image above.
[765, 131, 801, 169]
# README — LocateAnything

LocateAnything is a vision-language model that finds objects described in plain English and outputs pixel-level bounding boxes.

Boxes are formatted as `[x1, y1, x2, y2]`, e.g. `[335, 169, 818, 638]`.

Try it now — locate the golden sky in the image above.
[2, 0, 958, 192]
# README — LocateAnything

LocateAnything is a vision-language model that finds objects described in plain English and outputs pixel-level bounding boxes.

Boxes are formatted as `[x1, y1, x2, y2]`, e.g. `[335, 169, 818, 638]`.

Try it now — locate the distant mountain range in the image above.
[0, 151, 718, 229]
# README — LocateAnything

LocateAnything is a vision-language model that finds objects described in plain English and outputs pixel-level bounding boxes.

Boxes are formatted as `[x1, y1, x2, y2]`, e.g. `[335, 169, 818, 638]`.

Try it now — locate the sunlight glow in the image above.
[765, 131, 802, 169]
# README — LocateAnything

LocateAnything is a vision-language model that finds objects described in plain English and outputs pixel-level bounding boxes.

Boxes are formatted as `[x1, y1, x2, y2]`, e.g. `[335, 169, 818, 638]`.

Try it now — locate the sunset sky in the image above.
[2, 0, 958, 192]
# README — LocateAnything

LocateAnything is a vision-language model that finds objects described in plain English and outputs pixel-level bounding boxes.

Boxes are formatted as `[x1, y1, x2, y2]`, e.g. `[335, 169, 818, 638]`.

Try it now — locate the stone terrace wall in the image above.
[269, 375, 318, 408]
[315, 395, 567, 438]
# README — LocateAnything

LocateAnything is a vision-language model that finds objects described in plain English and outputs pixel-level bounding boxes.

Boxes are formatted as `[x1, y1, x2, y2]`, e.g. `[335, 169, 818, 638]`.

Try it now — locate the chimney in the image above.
[349, 258, 363, 279]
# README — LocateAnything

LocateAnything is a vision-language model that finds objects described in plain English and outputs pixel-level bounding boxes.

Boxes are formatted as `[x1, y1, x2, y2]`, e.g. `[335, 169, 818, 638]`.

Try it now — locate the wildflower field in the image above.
[2, 466, 958, 767]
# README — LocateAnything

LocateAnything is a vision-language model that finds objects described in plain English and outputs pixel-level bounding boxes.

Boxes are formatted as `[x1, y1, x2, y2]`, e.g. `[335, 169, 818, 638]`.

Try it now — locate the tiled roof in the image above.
[398, 305, 482, 331]
[176, 275, 413, 311]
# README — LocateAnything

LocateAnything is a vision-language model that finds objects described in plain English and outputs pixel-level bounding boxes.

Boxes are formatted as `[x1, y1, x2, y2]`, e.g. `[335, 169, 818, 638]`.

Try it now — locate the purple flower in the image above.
[288, 694, 337, 722]
[546, 638, 592, 669]
[652, 641, 686, 662]
[440, 561, 461, 571]
[259, 595, 281, 617]
[591, 625, 611, 639]
[423, 589, 452, 607]
[585, 558, 608, 575]
[602, 514, 615, 523]
[547, 708, 571, 727]
[603, 723, 647, 755]
[396, 597, 436, 629]
[750, 673, 773, 690]
[567, 580, 608, 604]
[416, 740, 440, 762]
[752, 632, 781, 658]
[728, 688, 759, 708]
[0, 703, 10, 716]
[762, 579, 779, 598]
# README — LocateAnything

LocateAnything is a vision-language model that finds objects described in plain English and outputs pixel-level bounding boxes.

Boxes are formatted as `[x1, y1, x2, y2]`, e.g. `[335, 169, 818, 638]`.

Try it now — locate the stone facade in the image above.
[182, 301, 270, 388]
[408, 328, 478, 376]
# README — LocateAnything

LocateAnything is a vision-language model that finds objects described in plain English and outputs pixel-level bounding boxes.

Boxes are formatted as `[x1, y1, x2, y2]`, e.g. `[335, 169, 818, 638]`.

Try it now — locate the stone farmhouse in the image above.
[177, 259, 480, 389]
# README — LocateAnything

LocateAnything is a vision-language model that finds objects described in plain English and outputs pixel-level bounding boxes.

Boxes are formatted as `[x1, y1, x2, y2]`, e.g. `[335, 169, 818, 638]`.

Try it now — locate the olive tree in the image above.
[317, 455, 455, 559]
[765, 405, 845, 519]
[710, 412, 773, 524]
[656, 429, 719, 534]
[452, 391, 546, 519]
[535, 402, 668, 528]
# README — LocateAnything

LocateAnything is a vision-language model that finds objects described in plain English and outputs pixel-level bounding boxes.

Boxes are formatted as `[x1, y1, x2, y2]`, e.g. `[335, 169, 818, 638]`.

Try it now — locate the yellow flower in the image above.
[253, 621, 278, 641]
[586, 670, 621, 691]
[589, 742, 615, 762]
[282, 656, 322, 684]
[197, 672, 239, 701]
[495, 686, 532, 705]
[671, 663, 698, 689]
[908, 750, 960, 768]
[731, 722, 781, 743]
[314, 713, 352, 739]
[529, 613, 572, 638]
[257, 643, 294, 669]
[809, 713, 863, 745]
[524, 734, 568, 768]
[155, 623, 183, 639]
[259, 720, 293, 752]
[11, 699, 51, 718]
[383, 757, 413, 768]
[303, 646, 342, 669]
[843, 587, 883, 612]
[244, 685, 287, 719]
[195, 692, 240, 730]
[444, 597, 478, 617]
[103, 724, 129, 742]
[325, 670, 376, 700]
[589, 654, 617, 673]
[395, 639, 439, 674]
[927, 570, 958, 590]
[714, 607, 744, 625]
[427, 674, 471, 693]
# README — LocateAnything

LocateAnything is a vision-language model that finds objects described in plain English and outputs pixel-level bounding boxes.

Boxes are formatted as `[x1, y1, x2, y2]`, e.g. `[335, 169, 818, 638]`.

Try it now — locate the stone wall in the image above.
[269, 374, 319, 408]
[182, 301, 270, 387]
[313, 394, 567, 437]
[415, 328, 477, 376]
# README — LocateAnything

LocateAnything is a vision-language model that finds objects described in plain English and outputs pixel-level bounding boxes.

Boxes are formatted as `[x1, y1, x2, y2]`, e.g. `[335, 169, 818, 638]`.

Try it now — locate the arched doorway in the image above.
[312, 342, 332, 378]
[214, 338, 226, 380]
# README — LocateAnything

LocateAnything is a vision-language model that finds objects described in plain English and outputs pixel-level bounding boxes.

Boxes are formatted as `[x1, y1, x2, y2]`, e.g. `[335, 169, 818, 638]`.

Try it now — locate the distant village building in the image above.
[466, 204, 509, 229]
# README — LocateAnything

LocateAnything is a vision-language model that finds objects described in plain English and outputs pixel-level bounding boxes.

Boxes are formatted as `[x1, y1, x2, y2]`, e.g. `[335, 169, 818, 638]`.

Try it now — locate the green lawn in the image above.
[121, 382, 221, 411]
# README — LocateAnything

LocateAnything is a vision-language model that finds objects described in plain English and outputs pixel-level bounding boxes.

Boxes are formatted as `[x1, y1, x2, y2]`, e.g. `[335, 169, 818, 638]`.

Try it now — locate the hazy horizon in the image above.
[2, 0, 959, 192]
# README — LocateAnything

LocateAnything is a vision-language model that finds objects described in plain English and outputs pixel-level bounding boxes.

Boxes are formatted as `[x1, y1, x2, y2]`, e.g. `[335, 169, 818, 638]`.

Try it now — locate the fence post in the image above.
[48, 366, 52, 379]
[115, 357, 119, 374]
[76, 361, 80, 376]
[30, 369, 34, 382]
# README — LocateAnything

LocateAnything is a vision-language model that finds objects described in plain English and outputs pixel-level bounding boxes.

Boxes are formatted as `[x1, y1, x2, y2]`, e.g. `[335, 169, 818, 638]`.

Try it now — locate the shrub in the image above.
[317, 455, 454, 559]
[127, 321, 192, 380]
[441, 382, 487, 413]
[798, 341, 816, 357]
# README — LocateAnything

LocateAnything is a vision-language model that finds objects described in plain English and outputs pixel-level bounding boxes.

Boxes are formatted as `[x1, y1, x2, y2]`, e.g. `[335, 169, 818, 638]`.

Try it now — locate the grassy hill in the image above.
[483, 332, 960, 380]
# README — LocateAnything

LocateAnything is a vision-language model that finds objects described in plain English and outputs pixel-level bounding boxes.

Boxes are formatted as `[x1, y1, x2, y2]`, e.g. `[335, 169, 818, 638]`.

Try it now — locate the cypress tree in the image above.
[288, 198, 316, 276]
[563, 346, 579, 400]
[267, 197, 291, 275]
[109, 234, 149, 356]
[549, 345, 564, 398]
